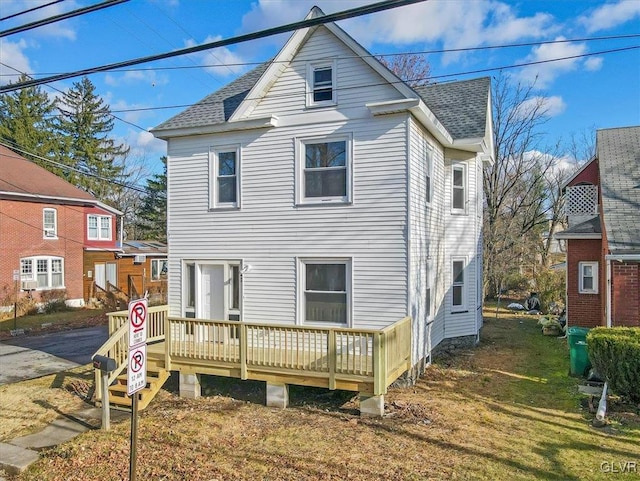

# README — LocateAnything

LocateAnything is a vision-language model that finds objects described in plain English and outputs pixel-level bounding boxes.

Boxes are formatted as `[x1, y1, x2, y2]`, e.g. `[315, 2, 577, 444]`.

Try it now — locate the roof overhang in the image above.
[554, 232, 602, 240]
[152, 115, 279, 140]
[0, 191, 95, 206]
[605, 253, 640, 261]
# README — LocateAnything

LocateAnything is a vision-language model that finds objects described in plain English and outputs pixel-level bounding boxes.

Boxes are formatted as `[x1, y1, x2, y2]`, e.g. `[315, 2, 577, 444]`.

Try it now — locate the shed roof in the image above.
[597, 126, 640, 254]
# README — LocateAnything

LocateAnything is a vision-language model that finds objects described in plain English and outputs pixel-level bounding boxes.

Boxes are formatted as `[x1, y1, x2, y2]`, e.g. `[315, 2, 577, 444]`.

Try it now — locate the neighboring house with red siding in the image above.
[0, 145, 121, 308]
[556, 126, 640, 328]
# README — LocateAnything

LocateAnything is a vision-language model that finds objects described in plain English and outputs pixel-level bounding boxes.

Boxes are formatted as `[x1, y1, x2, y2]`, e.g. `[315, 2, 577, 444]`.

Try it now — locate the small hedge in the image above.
[587, 327, 640, 403]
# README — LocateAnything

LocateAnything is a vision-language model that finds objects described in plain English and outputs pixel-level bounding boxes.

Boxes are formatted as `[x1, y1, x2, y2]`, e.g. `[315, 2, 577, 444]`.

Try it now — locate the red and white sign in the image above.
[127, 344, 147, 395]
[128, 298, 148, 348]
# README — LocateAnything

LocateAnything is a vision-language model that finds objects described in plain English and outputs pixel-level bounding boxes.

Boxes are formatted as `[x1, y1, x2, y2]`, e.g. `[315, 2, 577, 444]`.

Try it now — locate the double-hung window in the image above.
[452, 164, 466, 213]
[300, 259, 350, 325]
[307, 61, 336, 107]
[88, 214, 112, 240]
[210, 146, 240, 209]
[43, 208, 57, 238]
[579, 262, 598, 294]
[452, 258, 466, 311]
[297, 136, 351, 204]
[20, 256, 64, 289]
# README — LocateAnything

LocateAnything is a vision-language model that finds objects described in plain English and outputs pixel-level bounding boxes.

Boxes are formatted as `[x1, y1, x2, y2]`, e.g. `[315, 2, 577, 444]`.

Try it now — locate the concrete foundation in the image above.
[359, 394, 384, 417]
[179, 373, 201, 399]
[266, 382, 289, 408]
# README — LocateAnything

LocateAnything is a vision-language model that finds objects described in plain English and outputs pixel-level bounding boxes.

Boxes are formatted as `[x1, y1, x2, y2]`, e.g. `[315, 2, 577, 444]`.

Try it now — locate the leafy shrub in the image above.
[534, 268, 565, 312]
[39, 289, 69, 313]
[587, 327, 640, 403]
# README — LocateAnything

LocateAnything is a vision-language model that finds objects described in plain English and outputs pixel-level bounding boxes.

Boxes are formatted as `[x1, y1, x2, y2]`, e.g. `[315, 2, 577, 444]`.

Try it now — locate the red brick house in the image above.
[0, 145, 121, 308]
[556, 126, 640, 328]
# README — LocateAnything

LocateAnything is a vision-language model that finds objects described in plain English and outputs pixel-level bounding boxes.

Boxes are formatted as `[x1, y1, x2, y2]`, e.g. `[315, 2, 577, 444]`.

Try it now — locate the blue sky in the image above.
[1, 0, 639, 176]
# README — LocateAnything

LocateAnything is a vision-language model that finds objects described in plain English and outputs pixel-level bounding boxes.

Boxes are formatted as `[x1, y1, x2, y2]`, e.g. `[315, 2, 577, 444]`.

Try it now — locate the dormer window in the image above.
[307, 61, 336, 107]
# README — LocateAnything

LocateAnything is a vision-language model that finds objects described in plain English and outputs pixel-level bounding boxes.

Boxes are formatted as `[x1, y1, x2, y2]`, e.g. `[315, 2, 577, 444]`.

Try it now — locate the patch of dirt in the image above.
[0, 312, 107, 341]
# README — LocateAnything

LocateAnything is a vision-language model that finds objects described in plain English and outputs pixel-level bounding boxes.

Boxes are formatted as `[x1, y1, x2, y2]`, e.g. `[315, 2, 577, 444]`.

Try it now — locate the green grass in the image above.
[0, 308, 106, 335]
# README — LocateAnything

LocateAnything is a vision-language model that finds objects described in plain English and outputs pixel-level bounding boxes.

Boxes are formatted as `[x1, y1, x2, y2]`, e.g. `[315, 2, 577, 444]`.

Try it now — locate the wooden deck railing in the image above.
[96, 305, 411, 397]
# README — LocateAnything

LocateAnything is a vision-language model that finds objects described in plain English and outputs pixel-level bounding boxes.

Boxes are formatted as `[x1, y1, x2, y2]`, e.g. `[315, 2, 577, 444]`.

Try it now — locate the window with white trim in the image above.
[43, 208, 57, 238]
[579, 261, 598, 294]
[452, 258, 466, 311]
[301, 259, 350, 325]
[88, 214, 112, 240]
[307, 61, 336, 107]
[297, 136, 351, 204]
[210, 146, 240, 209]
[425, 145, 433, 204]
[20, 256, 64, 289]
[151, 258, 168, 281]
[452, 164, 466, 213]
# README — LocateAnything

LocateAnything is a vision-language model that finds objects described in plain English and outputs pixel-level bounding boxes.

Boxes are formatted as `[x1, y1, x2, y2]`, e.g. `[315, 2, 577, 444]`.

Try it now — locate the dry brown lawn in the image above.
[4, 311, 640, 480]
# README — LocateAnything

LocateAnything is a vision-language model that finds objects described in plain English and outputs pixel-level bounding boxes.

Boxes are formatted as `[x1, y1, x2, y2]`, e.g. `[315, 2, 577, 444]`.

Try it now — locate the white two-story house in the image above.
[150, 7, 493, 415]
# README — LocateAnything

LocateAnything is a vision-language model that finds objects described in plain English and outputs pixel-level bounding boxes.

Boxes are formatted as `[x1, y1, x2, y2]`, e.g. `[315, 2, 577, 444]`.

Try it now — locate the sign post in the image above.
[127, 297, 148, 481]
[13, 269, 19, 330]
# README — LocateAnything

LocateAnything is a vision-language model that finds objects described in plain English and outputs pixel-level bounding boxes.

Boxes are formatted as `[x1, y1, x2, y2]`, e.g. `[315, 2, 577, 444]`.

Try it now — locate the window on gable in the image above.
[297, 136, 351, 204]
[210, 146, 241, 209]
[579, 261, 598, 294]
[452, 164, 466, 213]
[43, 208, 57, 238]
[452, 258, 466, 311]
[88, 214, 112, 240]
[307, 61, 336, 107]
[301, 259, 350, 325]
[21, 256, 64, 289]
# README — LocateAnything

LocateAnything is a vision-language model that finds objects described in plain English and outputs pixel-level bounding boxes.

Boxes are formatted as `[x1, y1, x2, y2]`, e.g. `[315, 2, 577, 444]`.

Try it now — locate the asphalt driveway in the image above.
[0, 326, 108, 385]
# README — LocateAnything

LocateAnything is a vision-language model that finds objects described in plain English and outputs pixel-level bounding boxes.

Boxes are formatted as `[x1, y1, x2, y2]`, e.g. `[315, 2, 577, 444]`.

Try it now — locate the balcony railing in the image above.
[96, 305, 412, 401]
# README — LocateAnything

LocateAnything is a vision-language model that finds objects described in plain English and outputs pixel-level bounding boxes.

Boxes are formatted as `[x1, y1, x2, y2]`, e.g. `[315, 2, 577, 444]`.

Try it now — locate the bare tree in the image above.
[483, 73, 562, 298]
[378, 53, 430, 87]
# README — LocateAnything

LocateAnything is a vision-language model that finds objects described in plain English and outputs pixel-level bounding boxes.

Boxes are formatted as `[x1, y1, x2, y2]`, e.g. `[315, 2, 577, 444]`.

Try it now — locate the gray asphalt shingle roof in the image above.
[598, 126, 640, 254]
[152, 62, 489, 143]
[414, 77, 490, 140]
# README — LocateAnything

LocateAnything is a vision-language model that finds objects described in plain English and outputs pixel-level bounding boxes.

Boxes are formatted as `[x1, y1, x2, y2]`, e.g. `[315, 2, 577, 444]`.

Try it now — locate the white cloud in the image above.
[126, 130, 166, 158]
[583, 57, 603, 71]
[579, 0, 640, 33]
[5, 0, 78, 40]
[519, 95, 566, 118]
[184, 36, 249, 78]
[109, 98, 151, 124]
[516, 39, 588, 88]
[0, 39, 33, 85]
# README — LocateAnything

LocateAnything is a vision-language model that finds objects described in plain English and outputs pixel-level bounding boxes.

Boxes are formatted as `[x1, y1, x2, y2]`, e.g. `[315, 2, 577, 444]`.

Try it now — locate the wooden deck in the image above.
[94, 306, 412, 403]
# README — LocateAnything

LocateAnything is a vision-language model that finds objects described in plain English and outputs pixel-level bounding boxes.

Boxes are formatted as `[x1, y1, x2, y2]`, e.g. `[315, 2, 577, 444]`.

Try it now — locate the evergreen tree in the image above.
[0, 74, 65, 173]
[56, 76, 129, 200]
[135, 157, 167, 242]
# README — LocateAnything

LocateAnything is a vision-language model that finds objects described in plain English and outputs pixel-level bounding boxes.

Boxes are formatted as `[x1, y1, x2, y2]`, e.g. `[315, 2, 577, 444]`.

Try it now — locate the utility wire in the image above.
[0, 0, 129, 38]
[0, 0, 428, 93]
[93, 44, 636, 115]
[0, 0, 67, 22]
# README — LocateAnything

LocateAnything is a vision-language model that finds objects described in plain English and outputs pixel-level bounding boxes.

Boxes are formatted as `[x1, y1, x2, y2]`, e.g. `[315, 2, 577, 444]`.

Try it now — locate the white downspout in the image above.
[606, 258, 612, 328]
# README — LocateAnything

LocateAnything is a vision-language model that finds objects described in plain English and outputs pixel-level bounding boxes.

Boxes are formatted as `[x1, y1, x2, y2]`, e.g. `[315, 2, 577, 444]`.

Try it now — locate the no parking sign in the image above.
[127, 298, 148, 396]
[128, 298, 148, 348]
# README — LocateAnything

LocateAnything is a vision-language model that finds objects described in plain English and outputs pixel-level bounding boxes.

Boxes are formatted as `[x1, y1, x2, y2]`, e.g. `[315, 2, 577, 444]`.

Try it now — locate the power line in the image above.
[95, 44, 637, 115]
[4, 32, 636, 78]
[0, 0, 429, 93]
[0, 0, 67, 22]
[0, 0, 129, 38]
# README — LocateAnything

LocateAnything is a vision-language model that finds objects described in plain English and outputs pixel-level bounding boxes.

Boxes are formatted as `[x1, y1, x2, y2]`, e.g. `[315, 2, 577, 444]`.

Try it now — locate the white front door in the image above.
[200, 264, 225, 320]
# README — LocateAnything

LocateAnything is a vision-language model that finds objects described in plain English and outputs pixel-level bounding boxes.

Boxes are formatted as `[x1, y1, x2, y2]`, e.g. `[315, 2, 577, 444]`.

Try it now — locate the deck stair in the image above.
[107, 367, 170, 411]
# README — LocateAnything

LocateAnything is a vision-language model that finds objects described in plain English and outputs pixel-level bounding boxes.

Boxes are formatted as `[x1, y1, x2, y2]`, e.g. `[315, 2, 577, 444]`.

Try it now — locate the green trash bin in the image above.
[567, 326, 591, 377]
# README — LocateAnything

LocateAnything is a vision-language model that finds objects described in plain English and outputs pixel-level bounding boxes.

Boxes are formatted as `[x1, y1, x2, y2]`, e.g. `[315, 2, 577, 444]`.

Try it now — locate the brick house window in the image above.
[579, 261, 598, 294]
[43, 208, 57, 238]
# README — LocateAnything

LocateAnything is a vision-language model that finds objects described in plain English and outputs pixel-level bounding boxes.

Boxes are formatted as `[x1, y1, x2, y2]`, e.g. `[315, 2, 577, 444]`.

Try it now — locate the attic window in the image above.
[307, 61, 336, 107]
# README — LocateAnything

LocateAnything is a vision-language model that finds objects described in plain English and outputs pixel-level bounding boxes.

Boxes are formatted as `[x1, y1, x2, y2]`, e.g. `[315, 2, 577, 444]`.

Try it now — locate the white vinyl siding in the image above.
[251, 26, 403, 119]
[579, 261, 598, 294]
[165, 115, 409, 329]
[43, 208, 57, 238]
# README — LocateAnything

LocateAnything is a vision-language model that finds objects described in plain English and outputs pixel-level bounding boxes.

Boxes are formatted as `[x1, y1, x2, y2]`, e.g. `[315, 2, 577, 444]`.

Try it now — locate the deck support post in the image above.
[266, 382, 289, 409]
[359, 393, 384, 417]
[179, 373, 201, 399]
